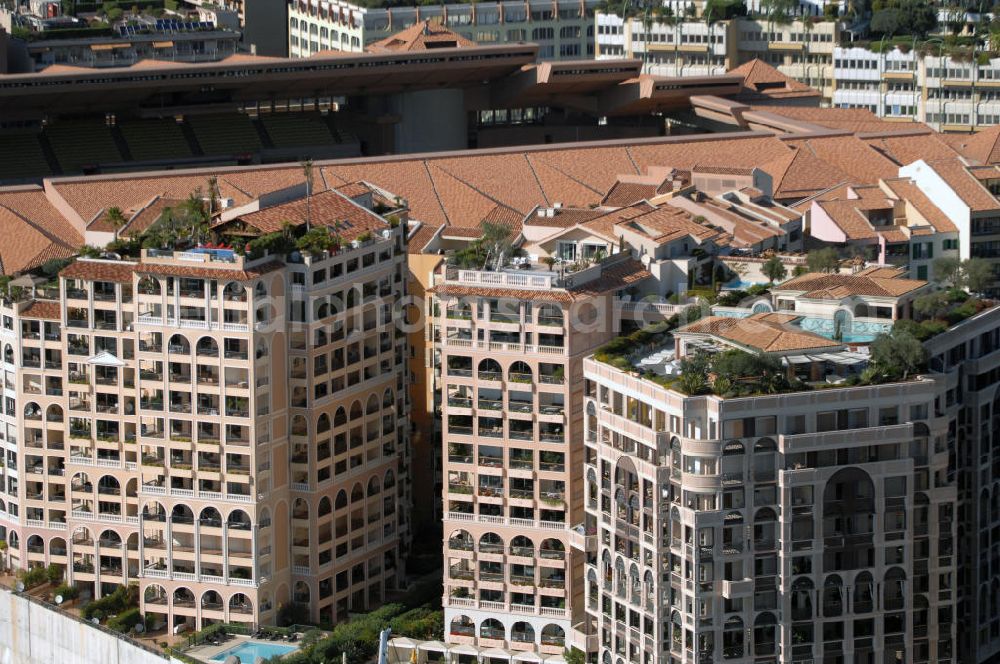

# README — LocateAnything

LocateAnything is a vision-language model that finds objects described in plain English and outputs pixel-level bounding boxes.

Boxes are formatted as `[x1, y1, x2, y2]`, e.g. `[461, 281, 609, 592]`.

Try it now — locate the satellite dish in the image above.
[91, 618, 100, 625]
[54, 595, 64, 605]
[135, 623, 145, 634]
[15, 581, 25, 592]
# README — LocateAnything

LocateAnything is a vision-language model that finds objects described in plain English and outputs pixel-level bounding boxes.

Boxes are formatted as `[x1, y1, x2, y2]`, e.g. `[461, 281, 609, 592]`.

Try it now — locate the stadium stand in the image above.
[45, 120, 124, 174]
[188, 113, 263, 156]
[119, 118, 194, 162]
[260, 112, 337, 148]
[0, 132, 53, 180]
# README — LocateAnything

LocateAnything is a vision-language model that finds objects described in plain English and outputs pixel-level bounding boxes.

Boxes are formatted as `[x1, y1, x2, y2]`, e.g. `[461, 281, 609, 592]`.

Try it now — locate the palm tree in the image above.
[106, 206, 127, 242]
[301, 160, 315, 232]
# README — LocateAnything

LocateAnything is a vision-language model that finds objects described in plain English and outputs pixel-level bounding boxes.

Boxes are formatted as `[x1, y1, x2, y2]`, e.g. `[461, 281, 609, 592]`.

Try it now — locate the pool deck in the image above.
[185, 635, 298, 662]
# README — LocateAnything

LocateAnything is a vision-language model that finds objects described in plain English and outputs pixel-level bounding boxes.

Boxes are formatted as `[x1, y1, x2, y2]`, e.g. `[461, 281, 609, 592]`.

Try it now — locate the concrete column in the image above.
[222, 522, 230, 581]
[194, 519, 201, 582]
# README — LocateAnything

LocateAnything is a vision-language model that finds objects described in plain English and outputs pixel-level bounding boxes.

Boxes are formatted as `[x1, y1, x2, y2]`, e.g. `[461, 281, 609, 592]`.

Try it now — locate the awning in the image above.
[513, 653, 543, 663]
[91, 43, 131, 51]
[152, 41, 174, 48]
[543, 655, 567, 664]
[449, 645, 481, 656]
[87, 350, 125, 367]
[481, 648, 512, 661]
[418, 641, 449, 653]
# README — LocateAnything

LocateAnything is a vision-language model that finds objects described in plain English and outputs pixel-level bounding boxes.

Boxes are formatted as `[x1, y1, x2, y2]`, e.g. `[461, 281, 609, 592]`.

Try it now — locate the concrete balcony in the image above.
[568, 524, 596, 553]
[721, 578, 753, 598]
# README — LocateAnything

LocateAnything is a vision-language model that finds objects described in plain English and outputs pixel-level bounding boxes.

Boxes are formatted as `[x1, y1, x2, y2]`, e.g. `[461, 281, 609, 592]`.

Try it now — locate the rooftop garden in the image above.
[169, 575, 443, 664]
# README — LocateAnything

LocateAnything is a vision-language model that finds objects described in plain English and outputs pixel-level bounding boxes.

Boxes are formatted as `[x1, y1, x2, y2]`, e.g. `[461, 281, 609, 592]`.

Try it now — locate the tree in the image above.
[677, 351, 710, 395]
[870, 8, 901, 36]
[870, 329, 927, 380]
[762, 256, 787, 284]
[962, 257, 993, 294]
[806, 247, 840, 273]
[301, 160, 315, 232]
[479, 222, 515, 271]
[106, 206, 127, 241]
[913, 291, 951, 319]
[932, 256, 961, 286]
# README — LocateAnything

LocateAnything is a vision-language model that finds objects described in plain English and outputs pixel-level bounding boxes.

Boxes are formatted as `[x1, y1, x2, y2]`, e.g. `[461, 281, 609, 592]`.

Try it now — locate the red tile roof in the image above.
[60, 260, 137, 283]
[19, 300, 60, 320]
[367, 20, 477, 53]
[728, 59, 821, 101]
[227, 189, 389, 240]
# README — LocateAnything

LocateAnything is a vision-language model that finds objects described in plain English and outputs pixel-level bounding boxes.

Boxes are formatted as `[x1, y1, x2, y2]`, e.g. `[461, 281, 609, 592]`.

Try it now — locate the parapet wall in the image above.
[0, 585, 171, 664]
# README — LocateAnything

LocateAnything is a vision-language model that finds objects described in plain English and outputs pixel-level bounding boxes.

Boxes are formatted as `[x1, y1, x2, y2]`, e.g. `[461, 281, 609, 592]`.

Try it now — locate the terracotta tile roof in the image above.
[480, 205, 524, 230]
[944, 124, 1000, 164]
[525, 207, 604, 228]
[60, 260, 137, 283]
[601, 181, 659, 207]
[0, 203, 75, 275]
[407, 223, 441, 254]
[678, 312, 841, 353]
[335, 182, 374, 198]
[0, 188, 81, 275]
[121, 197, 184, 237]
[785, 136, 898, 188]
[227, 188, 388, 240]
[693, 165, 754, 176]
[775, 271, 927, 298]
[366, 20, 477, 52]
[754, 105, 924, 133]
[434, 283, 573, 303]
[855, 265, 907, 278]
[728, 59, 820, 101]
[762, 147, 852, 201]
[52, 167, 309, 224]
[926, 158, 1000, 212]
[568, 258, 652, 299]
[880, 178, 957, 233]
[136, 260, 284, 282]
[968, 165, 1000, 180]
[19, 300, 60, 320]
[815, 198, 892, 241]
[865, 132, 960, 166]
[440, 226, 485, 239]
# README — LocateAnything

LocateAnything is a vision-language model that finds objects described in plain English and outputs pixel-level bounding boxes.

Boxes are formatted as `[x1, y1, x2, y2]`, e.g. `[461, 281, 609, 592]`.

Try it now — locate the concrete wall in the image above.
[0, 586, 171, 664]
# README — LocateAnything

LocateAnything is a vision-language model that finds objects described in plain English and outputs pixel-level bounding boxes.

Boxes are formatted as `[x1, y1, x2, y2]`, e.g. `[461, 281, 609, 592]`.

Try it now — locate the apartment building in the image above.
[900, 158, 1000, 295]
[594, 17, 839, 102]
[437, 246, 660, 653]
[830, 48, 1000, 133]
[287, 0, 598, 60]
[0, 185, 411, 632]
[580, 269, 992, 664]
[806, 178, 960, 280]
[594, 17, 733, 78]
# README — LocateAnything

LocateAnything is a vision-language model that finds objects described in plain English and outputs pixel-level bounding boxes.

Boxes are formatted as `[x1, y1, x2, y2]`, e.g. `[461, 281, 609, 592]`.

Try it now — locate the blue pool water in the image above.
[210, 641, 297, 662]
[796, 317, 891, 343]
[721, 279, 763, 290]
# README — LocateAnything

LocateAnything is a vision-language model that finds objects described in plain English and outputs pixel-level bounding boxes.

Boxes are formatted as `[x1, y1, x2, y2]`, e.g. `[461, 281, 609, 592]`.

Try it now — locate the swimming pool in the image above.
[210, 641, 297, 662]
[721, 279, 763, 290]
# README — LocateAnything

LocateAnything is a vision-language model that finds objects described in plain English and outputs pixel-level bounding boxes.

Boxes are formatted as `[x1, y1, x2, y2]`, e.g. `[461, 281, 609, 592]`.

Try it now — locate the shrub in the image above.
[107, 607, 143, 633]
[45, 563, 63, 585]
[18, 566, 47, 589]
[82, 584, 134, 621]
[53, 583, 78, 601]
